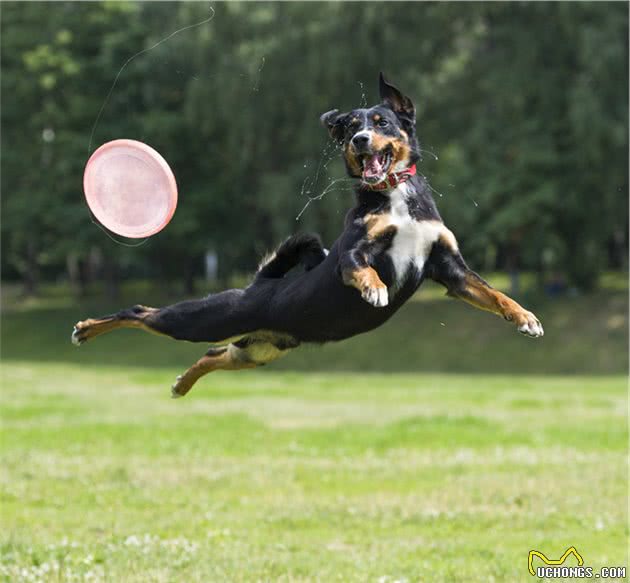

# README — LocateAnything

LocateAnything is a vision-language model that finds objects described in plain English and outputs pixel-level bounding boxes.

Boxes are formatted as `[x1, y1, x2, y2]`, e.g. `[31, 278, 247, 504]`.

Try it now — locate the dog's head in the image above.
[320, 73, 420, 186]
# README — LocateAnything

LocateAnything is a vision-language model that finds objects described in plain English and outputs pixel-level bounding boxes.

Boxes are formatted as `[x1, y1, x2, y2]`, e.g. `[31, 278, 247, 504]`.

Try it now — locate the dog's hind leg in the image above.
[71, 304, 164, 345]
[170, 345, 257, 398]
[171, 337, 295, 398]
[71, 290, 253, 346]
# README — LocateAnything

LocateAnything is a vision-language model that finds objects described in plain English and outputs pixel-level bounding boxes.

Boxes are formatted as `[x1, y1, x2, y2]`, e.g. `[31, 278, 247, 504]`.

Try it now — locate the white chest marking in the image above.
[385, 183, 445, 285]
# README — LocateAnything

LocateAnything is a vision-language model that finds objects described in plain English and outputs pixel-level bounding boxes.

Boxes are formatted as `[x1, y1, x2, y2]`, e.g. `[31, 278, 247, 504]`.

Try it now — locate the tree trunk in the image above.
[183, 260, 195, 296]
[66, 252, 86, 299]
[102, 254, 120, 302]
[505, 241, 521, 297]
[22, 241, 39, 297]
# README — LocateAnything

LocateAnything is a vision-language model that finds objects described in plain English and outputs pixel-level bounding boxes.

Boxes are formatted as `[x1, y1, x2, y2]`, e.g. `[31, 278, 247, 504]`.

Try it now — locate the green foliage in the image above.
[1, 2, 627, 290]
[433, 3, 629, 289]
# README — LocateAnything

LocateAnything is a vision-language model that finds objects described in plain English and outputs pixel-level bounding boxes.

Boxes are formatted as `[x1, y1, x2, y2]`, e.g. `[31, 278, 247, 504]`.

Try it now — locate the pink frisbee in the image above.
[83, 139, 178, 238]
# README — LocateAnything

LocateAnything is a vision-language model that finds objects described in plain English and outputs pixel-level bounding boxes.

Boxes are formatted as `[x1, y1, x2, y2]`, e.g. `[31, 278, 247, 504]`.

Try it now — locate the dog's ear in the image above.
[379, 72, 415, 121]
[320, 109, 346, 142]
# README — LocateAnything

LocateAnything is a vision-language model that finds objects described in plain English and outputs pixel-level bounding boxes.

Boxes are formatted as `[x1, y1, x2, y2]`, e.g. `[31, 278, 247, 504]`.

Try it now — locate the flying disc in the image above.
[83, 139, 178, 238]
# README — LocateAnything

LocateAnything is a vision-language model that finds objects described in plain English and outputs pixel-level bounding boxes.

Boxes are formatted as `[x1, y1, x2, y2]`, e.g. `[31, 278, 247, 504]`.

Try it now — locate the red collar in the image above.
[363, 164, 416, 191]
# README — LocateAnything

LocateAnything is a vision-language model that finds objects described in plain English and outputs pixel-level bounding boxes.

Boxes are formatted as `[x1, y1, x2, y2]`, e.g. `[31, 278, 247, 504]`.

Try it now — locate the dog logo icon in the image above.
[528, 546, 584, 576]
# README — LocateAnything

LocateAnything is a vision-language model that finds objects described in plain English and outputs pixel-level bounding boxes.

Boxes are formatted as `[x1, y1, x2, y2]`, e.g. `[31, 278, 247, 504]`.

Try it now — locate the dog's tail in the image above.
[256, 233, 327, 279]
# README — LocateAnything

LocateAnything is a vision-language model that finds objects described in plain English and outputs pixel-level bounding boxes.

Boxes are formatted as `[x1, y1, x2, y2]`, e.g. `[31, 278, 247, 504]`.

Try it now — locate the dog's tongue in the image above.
[363, 153, 384, 180]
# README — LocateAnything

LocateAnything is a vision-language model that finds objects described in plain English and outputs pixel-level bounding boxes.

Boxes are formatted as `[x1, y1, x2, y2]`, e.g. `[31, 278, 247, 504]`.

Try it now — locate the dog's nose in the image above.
[352, 133, 370, 149]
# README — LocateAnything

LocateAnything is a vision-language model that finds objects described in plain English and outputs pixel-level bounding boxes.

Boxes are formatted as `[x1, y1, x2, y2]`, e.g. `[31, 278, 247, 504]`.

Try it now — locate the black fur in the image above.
[74, 73, 543, 373]
[78, 75, 440, 346]
[256, 234, 327, 279]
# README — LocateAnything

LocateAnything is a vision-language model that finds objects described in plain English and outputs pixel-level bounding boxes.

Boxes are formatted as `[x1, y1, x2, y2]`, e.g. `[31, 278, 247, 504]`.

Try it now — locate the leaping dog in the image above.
[71, 73, 543, 398]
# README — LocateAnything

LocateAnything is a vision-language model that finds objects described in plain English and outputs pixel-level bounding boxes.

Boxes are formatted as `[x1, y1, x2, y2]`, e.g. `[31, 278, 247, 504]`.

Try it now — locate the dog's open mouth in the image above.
[360, 147, 392, 183]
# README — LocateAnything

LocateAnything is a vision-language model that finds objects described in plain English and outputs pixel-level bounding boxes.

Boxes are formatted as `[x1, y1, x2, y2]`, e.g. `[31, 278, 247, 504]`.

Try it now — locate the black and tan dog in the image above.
[72, 73, 543, 398]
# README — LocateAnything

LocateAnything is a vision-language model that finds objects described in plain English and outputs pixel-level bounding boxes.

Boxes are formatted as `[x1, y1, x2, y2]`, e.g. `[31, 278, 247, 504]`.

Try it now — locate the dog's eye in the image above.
[377, 119, 389, 128]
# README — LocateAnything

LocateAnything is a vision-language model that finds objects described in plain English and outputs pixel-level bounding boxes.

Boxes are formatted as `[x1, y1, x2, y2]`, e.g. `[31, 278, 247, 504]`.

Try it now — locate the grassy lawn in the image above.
[1, 283, 627, 581]
[0, 363, 627, 582]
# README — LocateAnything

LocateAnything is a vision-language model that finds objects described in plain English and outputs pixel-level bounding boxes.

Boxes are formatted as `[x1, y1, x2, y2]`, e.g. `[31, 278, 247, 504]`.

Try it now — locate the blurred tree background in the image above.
[1, 1, 628, 298]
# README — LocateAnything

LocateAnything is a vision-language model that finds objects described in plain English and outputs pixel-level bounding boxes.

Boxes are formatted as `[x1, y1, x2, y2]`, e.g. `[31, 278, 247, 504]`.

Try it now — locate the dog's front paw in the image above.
[361, 285, 388, 308]
[342, 266, 389, 308]
[514, 310, 544, 338]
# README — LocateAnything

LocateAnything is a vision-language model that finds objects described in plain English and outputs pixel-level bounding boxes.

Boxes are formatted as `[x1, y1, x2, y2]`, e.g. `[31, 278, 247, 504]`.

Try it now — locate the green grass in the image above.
[1, 363, 627, 582]
[1, 283, 628, 580]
